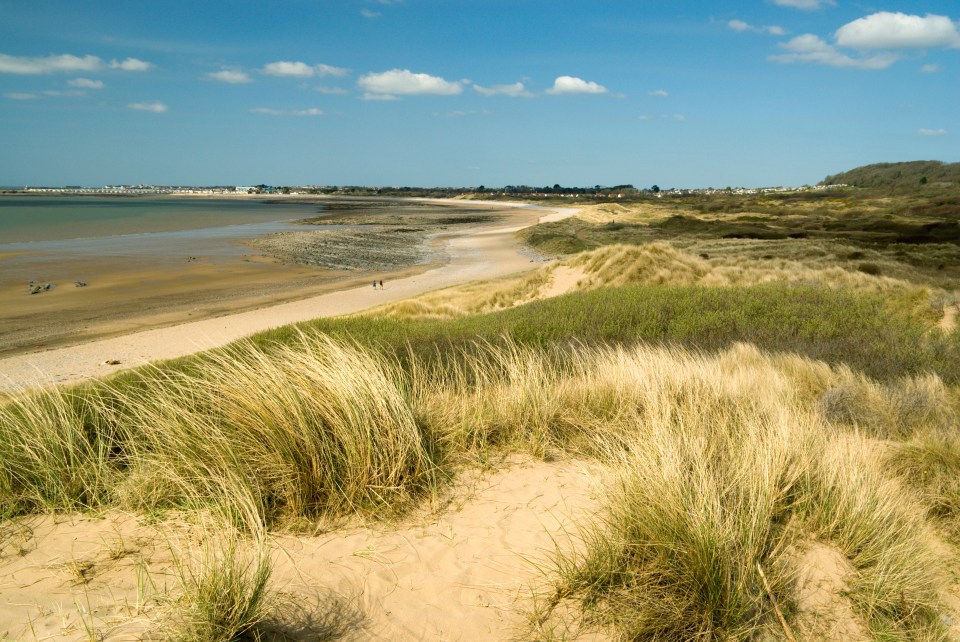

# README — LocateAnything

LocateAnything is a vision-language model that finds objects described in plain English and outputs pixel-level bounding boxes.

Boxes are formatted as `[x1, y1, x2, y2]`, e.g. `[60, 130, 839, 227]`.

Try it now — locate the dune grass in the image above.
[2, 276, 960, 638]
[164, 519, 275, 642]
[0, 332, 439, 526]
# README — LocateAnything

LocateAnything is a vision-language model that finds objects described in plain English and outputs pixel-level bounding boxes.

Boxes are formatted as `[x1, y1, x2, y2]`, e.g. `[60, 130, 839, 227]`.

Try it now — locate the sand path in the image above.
[0, 202, 576, 393]
[0, 458, 602, 641]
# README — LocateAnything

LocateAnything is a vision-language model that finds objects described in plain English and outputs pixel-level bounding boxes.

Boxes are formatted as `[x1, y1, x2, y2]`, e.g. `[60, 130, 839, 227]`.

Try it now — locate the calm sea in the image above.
[0, 196, 331, 263]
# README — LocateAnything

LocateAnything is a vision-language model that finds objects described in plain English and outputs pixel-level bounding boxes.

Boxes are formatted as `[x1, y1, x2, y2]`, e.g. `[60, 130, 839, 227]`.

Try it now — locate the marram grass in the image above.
[2, 330, 959, 639]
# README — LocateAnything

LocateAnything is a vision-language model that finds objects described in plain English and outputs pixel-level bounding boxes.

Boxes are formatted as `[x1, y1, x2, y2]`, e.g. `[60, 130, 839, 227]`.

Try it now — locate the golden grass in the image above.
[3, 332, 959, 638]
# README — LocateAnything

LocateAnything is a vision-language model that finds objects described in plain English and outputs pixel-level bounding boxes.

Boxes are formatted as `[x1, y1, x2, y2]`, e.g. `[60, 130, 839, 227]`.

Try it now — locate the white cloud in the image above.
[361, 9, 381, 18]
[920, 64, 942, 73]
[546, 75, 608, 95]
[262, 61, 348, 78]
[773, 0, 835, 10]
[728, 20, 786, 35]
[109, 57, 152, 71]
[835, 12, 960, 50]
[5, 92, 38, 100]
[474, 82, 532, 97]
[251, 107, 324, 116]
[262, 61, 315, 77]
[0, 53, 102, 74]
[208, 70, 252, 84]
[68, 77, 104, 89]
[769, 34, 899, 69]
[648, 89, 669, 97]
[44, 89, 86, 97]
[128, 101, 168, 113]
[918, 128, 948, 136]
[358, 69, 464, 96]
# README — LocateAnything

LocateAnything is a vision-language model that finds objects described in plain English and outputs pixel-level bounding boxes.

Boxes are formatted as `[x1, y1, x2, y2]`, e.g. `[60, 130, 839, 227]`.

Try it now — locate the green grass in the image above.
[263, 283, 958, 383]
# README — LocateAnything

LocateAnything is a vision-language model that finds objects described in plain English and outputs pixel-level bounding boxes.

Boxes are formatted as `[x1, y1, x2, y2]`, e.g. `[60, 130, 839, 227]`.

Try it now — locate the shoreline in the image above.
[0, 199, 574, 393]
[0, 197, 501, 357]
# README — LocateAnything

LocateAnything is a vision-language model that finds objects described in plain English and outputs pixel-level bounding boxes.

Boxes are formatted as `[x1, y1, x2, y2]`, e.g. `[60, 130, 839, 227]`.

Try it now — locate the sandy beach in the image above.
[0, 199, 574, 393]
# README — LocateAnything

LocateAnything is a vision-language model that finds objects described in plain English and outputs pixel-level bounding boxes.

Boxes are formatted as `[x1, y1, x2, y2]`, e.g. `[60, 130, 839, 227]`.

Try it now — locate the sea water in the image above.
[0, 196, 324, 256]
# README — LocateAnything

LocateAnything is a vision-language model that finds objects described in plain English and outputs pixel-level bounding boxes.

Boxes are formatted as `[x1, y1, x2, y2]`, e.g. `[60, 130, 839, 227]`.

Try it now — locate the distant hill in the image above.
[821, 161, 960, 188]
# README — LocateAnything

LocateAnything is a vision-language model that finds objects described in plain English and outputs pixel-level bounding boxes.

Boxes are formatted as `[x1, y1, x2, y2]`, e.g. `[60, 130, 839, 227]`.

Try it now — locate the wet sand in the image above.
[0, 200, 572, 393]
[0, 251, 434, 356]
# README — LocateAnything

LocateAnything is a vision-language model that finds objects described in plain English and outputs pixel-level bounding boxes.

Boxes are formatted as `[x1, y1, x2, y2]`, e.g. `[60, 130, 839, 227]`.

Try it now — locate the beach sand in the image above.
[0, 200, 572, 393]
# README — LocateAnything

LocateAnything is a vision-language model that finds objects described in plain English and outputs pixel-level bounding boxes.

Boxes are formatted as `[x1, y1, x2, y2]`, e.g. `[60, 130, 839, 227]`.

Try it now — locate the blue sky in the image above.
[0, 0, 957, 188]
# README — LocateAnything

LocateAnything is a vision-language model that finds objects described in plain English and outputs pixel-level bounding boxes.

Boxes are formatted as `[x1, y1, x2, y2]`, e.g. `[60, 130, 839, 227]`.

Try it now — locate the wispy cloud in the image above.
[835, 12, 960, 49]
[208, 69, 252, 84]
[361, 9, 381, 18]
[728, 19, 787, 36]
[316, 64, 349, 77]
[773, 0, 835, 10]
[648, 89, 669, 97]
[68, 77, 104, 89]
[474, 82, 532, 97]
[640, 113, 687, 122]
[262, 61, 348, 78]
[361, 92, 400, 101]
[434, 109, 492, 118]
[314, 86, 349, 95]
[546, 75, 608, 95]
[250, 107, 324, 116]
[4, 92, 39, 100]
[920, 64, 942, 73]
[918, 128, 948, 136]
[44, 89, 86, 97]
[0, 53, 154, 74]
[358, 69, 465, 99]
[0, 53, 102, 74]
[769, 34, 899, 69]
[128, 101, 168, 113]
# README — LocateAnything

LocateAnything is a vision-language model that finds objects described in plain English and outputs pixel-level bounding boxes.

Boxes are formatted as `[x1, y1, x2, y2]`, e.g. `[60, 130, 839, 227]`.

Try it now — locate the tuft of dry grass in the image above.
[161, 510, 276, 642]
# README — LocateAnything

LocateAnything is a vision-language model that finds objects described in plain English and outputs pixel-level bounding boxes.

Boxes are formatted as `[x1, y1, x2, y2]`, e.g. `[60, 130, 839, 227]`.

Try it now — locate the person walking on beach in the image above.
[372, 280, 377, 290]
[379, 279, 384, 289]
